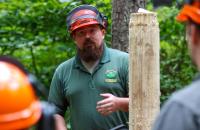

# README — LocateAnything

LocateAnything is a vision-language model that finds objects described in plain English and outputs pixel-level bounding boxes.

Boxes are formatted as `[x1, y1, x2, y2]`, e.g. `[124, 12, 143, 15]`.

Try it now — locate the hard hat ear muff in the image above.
[100, 13, 108, 30]
[28, 74, 48, 99]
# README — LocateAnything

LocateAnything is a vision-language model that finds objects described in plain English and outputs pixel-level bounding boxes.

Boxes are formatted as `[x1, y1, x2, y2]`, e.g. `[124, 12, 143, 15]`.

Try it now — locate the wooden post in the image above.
[129, 12, 160, 130]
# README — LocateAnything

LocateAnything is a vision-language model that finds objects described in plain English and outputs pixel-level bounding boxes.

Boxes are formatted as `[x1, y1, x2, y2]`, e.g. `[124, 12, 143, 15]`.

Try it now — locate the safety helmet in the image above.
[0, 58, 41, 130]
[66, 5, 108, 33]
[176, 0, 200, 24]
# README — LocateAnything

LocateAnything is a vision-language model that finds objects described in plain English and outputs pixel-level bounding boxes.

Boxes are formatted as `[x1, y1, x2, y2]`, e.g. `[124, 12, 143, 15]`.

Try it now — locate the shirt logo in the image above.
[105, 70, 117, 83]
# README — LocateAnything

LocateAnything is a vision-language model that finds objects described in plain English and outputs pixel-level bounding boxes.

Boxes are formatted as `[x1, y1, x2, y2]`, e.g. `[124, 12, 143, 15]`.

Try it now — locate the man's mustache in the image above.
[83, 38, 95, 45]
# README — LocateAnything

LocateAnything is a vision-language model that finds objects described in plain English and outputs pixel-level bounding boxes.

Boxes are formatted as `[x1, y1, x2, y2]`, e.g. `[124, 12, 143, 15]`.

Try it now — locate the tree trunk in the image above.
[129, 12, 160, 130]
[112, 0, 146, 52]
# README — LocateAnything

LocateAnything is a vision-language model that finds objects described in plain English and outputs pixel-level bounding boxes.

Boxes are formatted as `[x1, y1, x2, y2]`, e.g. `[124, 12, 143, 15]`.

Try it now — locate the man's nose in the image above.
[85, 31, 91, 38]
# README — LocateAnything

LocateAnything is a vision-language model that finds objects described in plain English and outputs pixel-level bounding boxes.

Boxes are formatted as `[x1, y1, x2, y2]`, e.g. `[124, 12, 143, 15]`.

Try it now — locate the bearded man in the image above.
[48, 5, 129, 130]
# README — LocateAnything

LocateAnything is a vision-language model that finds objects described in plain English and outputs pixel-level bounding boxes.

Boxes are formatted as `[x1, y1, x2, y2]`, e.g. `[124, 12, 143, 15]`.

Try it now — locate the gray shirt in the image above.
[153, 75, 200, 130]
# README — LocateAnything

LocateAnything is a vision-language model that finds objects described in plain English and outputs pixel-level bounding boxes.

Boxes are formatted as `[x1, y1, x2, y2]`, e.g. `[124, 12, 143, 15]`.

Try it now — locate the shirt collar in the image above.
[74, 43, 110, 69]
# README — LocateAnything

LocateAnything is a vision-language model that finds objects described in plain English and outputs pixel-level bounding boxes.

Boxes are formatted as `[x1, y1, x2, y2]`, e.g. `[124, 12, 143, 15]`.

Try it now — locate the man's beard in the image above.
[77, 38, 103, 62]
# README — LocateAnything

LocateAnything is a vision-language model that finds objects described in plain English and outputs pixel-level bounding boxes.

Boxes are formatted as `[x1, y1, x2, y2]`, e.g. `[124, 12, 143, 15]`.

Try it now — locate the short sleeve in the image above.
[48, 69, 68, 117]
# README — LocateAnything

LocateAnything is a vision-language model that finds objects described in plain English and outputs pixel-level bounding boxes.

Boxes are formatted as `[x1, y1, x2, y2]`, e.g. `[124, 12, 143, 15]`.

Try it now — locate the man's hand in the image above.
[54, 114, 67, 130]
[96, 93, 129, 116]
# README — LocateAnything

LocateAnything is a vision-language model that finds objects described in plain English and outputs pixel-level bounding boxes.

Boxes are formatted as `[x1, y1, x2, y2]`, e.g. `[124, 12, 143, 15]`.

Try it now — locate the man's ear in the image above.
[101, 29, 106, 39]
[101, 29, 106, 36]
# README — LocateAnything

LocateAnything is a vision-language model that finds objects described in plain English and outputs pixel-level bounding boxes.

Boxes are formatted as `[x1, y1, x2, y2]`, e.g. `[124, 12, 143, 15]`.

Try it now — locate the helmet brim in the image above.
[0, 101, 41, 130]
[70, 20, 100, 33]
[176, 4, 200, 24]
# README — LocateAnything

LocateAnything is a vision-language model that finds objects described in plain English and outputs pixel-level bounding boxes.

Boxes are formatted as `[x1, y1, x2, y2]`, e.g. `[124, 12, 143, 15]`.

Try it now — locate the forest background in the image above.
[0, 0, 198, 125]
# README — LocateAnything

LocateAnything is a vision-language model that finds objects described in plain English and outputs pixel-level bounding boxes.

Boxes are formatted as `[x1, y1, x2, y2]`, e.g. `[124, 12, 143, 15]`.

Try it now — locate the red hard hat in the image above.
[176, 0, 200, 24]
[66, 5, 107, 33]
[0, 61, 41, 130]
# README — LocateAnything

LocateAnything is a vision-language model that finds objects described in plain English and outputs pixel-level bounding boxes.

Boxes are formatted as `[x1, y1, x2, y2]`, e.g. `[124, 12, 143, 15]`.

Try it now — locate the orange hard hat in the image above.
[0, 61, 41, 130]
[66, 5, 107, 33]
[176, 0, 200, 24]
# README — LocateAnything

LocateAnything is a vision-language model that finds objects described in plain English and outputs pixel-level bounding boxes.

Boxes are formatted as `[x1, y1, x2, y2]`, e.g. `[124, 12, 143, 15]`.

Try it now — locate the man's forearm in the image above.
[117, 97, 129, 112]
[54, 114, 67, 130]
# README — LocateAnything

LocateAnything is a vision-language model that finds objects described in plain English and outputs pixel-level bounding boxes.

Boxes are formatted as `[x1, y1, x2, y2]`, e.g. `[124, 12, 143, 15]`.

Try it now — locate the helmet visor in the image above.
[66, 7, 103, 33]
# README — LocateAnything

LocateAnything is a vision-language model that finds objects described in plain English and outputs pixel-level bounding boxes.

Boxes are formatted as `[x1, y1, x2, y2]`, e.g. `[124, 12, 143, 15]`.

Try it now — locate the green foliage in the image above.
[0, 0, 76, 89]
[0, 0, 198, 126]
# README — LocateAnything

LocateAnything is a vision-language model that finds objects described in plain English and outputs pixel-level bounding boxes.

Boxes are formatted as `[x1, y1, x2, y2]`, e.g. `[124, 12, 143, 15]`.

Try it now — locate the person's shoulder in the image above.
[107, 47, 129, 58]
[172, 79, 200, 101]
[55, 57, 75, 72]
[169, 79, 200, 114]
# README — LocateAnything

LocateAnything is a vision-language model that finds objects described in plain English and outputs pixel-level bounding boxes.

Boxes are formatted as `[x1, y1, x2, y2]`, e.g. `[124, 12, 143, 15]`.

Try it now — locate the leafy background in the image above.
[0, 0, 198, 128]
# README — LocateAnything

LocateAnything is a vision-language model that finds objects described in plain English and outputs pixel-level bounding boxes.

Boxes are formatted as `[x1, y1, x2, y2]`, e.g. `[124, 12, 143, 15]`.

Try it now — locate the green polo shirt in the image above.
[48, 45, 129, 130]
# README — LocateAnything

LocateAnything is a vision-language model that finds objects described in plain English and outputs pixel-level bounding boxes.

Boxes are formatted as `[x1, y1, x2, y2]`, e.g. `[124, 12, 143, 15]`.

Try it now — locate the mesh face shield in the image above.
[66, 5, 107, 33]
